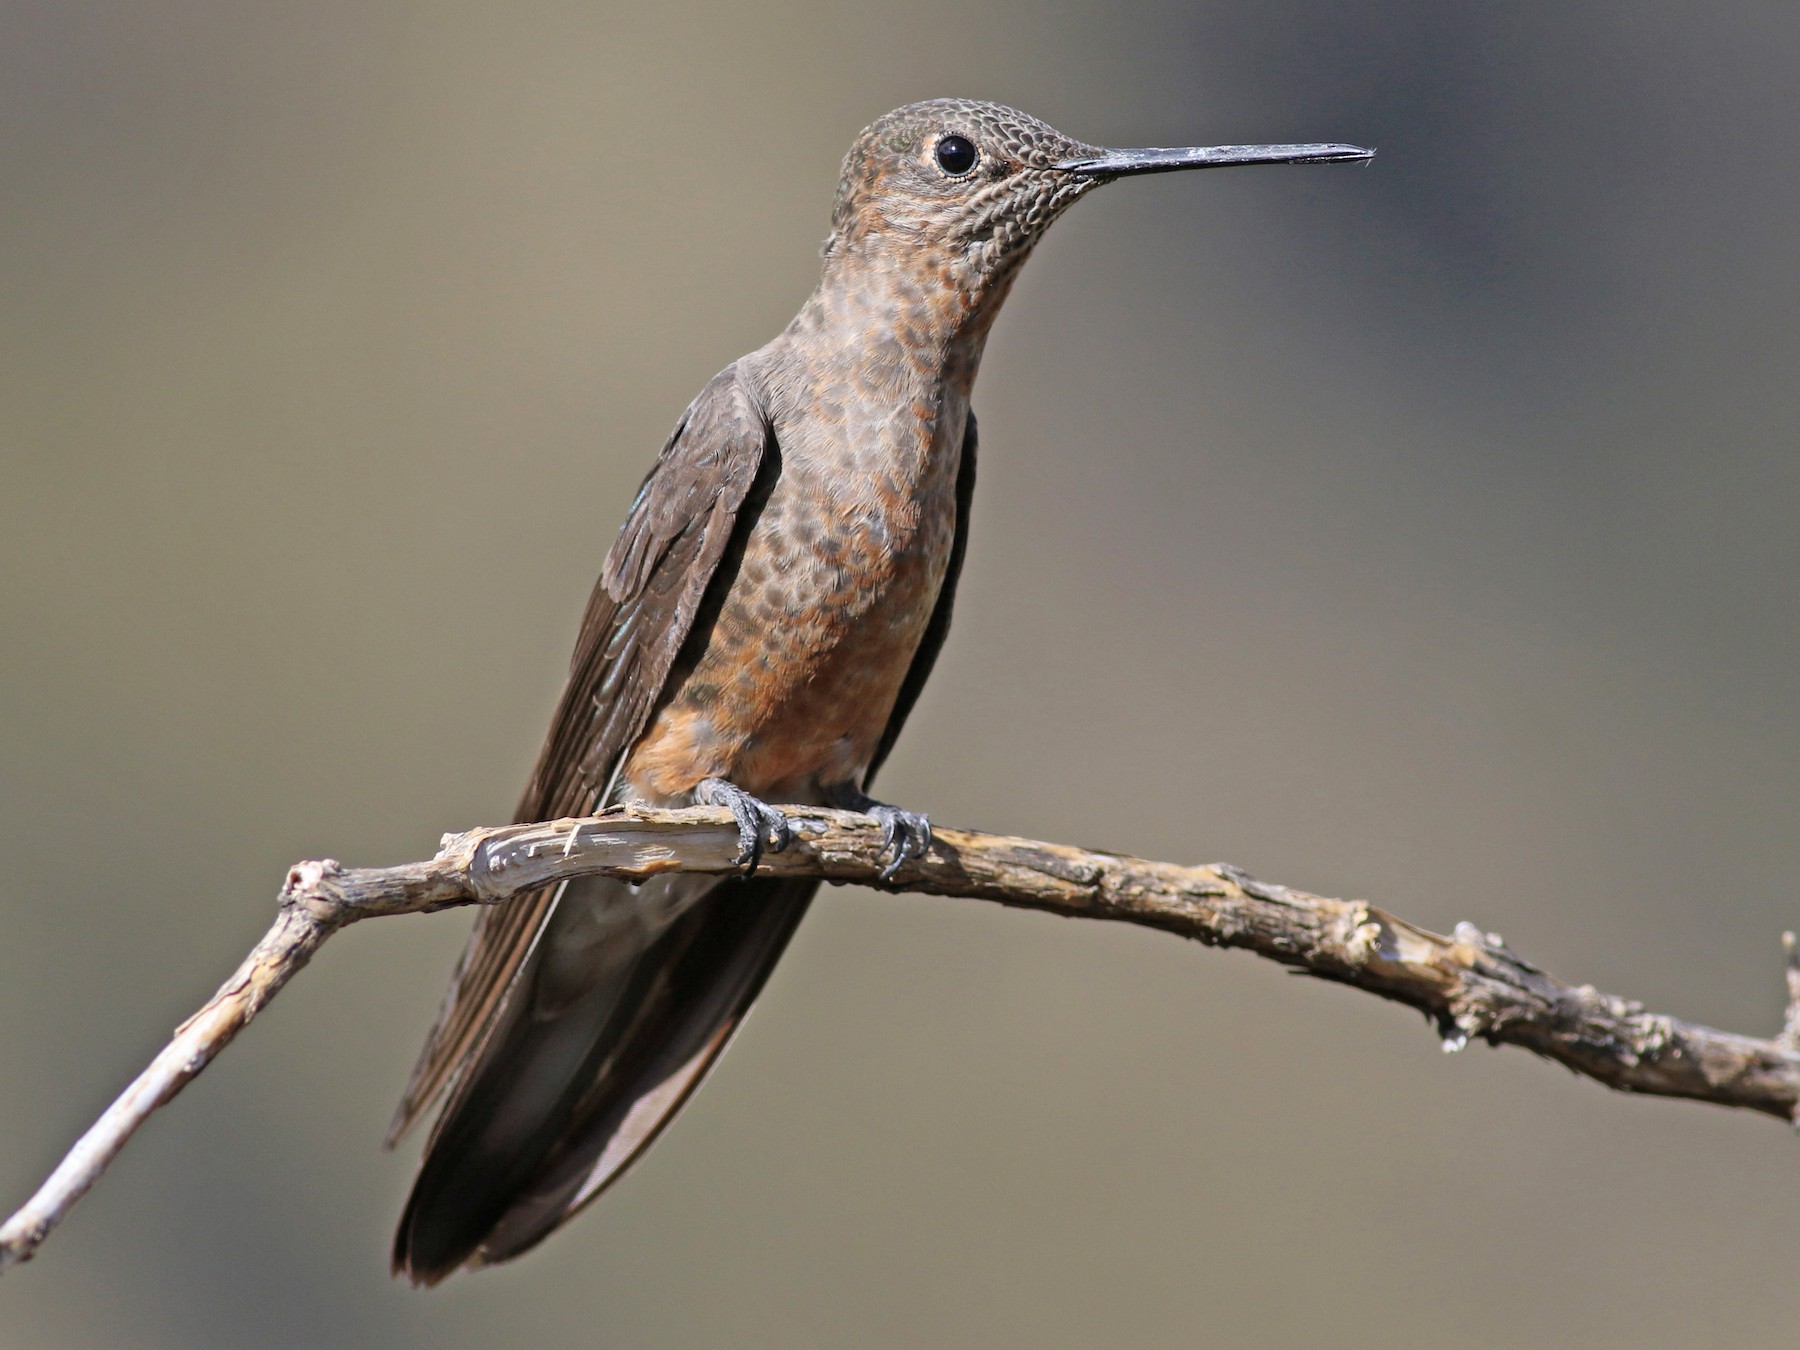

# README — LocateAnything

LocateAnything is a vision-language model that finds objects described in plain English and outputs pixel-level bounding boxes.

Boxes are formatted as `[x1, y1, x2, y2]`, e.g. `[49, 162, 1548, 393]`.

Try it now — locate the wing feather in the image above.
[386, 364, 774, 1145]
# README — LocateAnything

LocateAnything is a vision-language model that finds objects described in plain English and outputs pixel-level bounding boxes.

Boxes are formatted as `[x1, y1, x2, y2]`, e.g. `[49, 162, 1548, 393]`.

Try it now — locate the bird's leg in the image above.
[694, 778, 793, 875]
[822, 782, 932, 882]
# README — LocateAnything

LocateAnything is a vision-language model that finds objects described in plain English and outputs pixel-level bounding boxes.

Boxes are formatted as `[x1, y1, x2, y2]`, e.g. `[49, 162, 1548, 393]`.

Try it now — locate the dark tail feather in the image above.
[392, 874, 815, 1285]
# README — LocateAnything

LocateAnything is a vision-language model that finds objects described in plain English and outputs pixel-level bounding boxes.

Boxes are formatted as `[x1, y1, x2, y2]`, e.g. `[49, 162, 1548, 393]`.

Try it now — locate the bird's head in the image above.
[823, 98, 1370, 305]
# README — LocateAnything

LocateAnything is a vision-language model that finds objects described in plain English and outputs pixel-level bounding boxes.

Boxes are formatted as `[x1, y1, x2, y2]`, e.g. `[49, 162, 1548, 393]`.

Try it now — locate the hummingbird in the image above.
[388, 98, 1370, 1284]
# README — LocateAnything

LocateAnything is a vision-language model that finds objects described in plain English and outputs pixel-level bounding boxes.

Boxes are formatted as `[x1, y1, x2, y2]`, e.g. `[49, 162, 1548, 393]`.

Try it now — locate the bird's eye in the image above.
[934, 134, 978, 176]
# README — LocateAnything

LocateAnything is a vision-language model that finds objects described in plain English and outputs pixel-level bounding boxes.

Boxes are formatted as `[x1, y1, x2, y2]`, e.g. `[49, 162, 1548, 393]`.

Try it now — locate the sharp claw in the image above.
[820, 785, 931, 883]
[867, 804, 931, 882]
[696, 778, 791, 876]
[729, 812, 763, 874]
[765, 810, 793, 855]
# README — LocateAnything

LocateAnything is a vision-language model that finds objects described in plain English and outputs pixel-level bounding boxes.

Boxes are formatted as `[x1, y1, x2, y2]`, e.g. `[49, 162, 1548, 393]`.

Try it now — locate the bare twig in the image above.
[4, 804, 1796, 1272]
[1779, 932, 1800, 1054]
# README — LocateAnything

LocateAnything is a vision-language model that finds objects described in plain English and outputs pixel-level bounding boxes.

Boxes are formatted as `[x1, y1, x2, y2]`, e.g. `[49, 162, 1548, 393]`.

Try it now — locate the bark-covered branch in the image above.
[4, 804, 1797, 1272]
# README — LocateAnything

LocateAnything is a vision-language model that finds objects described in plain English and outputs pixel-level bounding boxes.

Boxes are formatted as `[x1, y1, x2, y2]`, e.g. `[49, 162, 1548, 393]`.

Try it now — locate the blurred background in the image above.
[5, 1, 1800, 1345]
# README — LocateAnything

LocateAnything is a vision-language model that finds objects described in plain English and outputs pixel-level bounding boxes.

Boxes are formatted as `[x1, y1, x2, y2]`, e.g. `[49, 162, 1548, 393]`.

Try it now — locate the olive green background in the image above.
[6, 2, 1800, 1345]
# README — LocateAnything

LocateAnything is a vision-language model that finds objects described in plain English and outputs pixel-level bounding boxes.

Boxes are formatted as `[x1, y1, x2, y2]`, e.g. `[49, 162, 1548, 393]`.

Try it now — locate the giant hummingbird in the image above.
[389, 98, 1371, 1284]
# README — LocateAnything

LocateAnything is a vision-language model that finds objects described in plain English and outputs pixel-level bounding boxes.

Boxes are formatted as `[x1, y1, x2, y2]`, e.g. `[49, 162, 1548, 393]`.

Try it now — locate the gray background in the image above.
[6, 1, 1800, 1345]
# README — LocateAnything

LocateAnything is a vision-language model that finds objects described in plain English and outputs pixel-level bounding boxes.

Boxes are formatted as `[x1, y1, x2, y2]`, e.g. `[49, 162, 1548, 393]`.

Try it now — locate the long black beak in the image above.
[1057, 143, 1374, 177]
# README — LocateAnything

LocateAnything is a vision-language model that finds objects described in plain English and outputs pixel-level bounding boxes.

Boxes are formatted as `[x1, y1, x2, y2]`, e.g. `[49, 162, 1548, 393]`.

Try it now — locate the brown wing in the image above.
[387, 363, 775, 1145]
[866, 408, 976, 784]
[394, 871, 817, 1280]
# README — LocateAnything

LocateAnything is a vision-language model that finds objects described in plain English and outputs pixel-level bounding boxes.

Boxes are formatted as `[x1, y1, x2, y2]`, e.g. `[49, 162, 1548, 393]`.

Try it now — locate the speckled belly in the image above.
[622, 456, 959, 803]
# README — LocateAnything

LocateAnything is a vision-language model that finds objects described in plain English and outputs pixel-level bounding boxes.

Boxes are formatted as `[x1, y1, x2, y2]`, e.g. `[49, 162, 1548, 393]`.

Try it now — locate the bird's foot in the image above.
[824, 784, 932, 882]
[695, 778, 793, 875]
